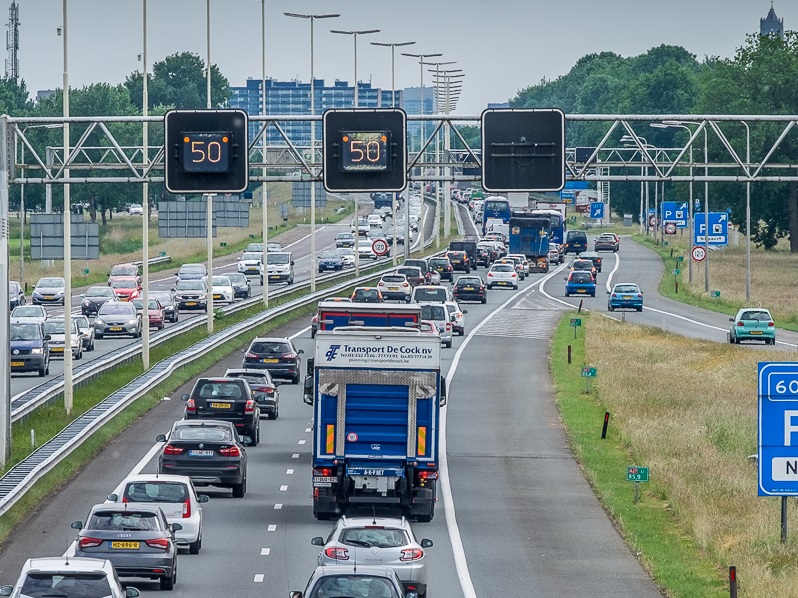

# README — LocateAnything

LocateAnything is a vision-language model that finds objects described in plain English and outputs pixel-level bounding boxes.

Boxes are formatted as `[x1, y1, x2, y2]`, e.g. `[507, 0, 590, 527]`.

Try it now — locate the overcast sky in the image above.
[15, 0, 797, 114]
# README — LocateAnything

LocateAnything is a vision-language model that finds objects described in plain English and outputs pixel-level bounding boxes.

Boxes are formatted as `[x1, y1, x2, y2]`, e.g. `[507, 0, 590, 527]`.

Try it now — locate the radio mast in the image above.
[6, 1, 19, 81]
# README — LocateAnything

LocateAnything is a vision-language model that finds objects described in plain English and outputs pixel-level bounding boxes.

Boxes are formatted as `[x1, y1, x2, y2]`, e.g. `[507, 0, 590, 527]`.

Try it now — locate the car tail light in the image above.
[163, 444, 184, 455]
[403, 282, 409, 287]
[637, 294, 643, 299]
[183, 498, 191, 518]
[282, 352, 297, 359]
[244, 399, 256, 415]
[769, 322, 775, 327]
[245, 352, 258, 359]
[400, 548, 424, 561]
[262, 386, 276, 396]
[145, 538, 170, 550]
[487, 272, 493, 277]
[737, 322, 745, 327]
[219, 445, 241, 457]
[324, 547, 349, 560]
[185, 398, 196, 414]
[511, 273, 517, 278]
[446, 323, 452, 332]
[79, 537, 103, 549]
[611, 293, 617, 298]
[378, 281, 385, 286]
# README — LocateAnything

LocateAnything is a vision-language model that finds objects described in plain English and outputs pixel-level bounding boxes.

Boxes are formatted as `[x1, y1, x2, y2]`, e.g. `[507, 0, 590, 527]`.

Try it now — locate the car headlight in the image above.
[82, 300, 91, 306]
[55, 291, 64, 296]
[128, 319, 138, 325]
[95, 319, 104, 326]
[31, 348, 43, 355]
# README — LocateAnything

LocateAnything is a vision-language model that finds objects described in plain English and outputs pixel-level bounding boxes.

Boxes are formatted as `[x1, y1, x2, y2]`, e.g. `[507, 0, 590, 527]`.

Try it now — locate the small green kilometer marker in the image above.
[627, 466, 649, 504]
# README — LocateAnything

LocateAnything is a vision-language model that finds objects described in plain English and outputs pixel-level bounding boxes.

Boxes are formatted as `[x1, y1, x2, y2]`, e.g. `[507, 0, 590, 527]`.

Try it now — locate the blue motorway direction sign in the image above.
[560, 189, 576, 204]
[758, 362, 798, 495]
[661, 201, 688, 228]
[589, 202, 604, 219]
[694, 212, 728, 246]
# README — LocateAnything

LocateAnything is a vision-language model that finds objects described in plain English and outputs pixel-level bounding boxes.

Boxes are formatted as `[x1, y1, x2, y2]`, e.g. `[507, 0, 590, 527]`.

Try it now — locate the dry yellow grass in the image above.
[586, 315, 798, 597]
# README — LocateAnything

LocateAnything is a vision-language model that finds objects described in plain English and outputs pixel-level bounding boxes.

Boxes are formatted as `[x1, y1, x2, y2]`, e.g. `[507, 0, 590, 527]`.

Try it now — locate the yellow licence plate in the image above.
[210, 402, 231, 409]
[110, 327, 123, 331]
[750, 330, 763, 334]
[186, 302, 197, 306]
[110, 541, 139, 550]
[51, 347, 64, 352]
[262, 358, 279, 363]
[10, 361, 24, 366]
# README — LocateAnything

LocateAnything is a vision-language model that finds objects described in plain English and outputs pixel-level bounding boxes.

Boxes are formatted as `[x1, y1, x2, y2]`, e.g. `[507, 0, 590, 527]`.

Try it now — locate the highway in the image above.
[2, 205, 788, 595]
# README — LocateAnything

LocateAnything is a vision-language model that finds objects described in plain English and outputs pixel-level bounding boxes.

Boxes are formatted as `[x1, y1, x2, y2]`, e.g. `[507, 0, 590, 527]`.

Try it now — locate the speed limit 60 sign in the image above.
[371, 238, 389, 256]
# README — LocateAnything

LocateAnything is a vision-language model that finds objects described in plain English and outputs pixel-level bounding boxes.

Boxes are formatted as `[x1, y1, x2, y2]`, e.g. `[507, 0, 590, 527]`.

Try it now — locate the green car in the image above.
[729, 308, 776, 345]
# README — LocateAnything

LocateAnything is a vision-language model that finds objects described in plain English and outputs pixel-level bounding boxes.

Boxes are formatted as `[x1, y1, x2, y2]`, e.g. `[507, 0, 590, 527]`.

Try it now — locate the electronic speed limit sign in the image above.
[372, 238, 389, 256]
[692, 246, 707, 262]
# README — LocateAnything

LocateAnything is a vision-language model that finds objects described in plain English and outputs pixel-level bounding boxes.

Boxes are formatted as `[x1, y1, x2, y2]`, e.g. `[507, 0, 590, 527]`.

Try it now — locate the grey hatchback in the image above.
[71, 503, 180, 590]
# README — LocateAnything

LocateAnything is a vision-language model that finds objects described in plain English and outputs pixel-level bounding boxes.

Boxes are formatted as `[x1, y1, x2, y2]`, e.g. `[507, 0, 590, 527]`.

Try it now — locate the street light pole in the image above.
[286, 12, 340, 293]
[402, 51, 442, 258]
[205, 0, 214, 333]
[261, 0, 268, 308]
[741, 120, 751, 303]
[431, 69, 463, 240]
[61, 0, 74, 414]
[372, 40, 415, 265]
[141, 0, 150, 370]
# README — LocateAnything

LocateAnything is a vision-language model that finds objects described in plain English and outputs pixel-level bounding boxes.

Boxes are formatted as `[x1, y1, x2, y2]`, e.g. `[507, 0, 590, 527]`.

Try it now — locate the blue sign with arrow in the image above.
[661, 201, 688, 228]
[694, 212, 728, 246]
[759, 362, 798, 495]
[589, 202, 604, 219]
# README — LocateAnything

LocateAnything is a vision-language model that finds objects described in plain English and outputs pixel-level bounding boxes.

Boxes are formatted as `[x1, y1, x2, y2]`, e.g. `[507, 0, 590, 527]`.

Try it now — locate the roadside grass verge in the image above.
[552, 311, 798, 597]
[632, 233, 798, 331]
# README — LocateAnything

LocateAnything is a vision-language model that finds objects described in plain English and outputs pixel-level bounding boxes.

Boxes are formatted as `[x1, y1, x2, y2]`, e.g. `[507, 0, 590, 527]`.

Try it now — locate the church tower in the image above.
[760, 2, 784, 38]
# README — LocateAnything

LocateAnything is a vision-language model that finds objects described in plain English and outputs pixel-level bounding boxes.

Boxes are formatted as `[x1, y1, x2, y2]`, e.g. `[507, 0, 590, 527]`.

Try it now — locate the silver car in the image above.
[71, 503, 180, 590]
[312, 516, 433, 597]
[419, 302, 452, 348]
[73, 315, 96, 351]
[486, 263, 519, 289]
[32, 276, 66, 306]
[93, 301, 142, 339]
[43, 318, 83, 360]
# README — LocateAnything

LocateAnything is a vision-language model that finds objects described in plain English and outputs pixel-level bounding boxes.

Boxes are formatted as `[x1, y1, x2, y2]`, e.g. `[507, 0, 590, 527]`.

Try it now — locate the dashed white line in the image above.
[286, 468, 295, 475]
[254, 574, 265, 583]
[298, 439, 306, 445]
[267, 524, 277, 532]
[280, 485, 288, 492]
[305, 427, 312, 433]
[274, 503, 283, 510]
[261, 548, 271, 556]
[292, 453, 300, 459]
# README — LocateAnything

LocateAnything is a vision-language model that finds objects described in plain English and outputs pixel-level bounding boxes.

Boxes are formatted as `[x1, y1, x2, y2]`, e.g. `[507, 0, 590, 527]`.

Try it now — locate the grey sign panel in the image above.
[291, 181, 327, 208]
[214, 200, 250, 228]
[30, 214, 100, 260]
[158, 200, 217, 238]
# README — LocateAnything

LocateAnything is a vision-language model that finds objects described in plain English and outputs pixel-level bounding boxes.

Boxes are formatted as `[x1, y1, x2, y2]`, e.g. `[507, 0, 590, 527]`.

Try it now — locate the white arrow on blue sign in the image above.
[589, 202, 604, 219]
[759, 362, 798, 495]
[661, 201, 688, 228]
[694, 212, 728, 246]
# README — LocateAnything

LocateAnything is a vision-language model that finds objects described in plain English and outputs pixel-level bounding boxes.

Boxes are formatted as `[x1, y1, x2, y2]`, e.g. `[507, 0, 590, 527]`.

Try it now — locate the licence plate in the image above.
[388, 286, 399, 291]
[622, 295, 632, 299]
[577, 289, 587, 293]
[186, 301, 197, 306]
[750, 330, 763, 334]
[44, 296, 54, 300]
[464, 286, 474, 291]
[10, 361, 24, 366]
[269, 275, 281, 280]
[262, 358, 279, 363]
[210, 402, 231, 409]
[189, 450, 215, 457]
[110, 541, 139, 550]
[51, 347, 64, 352]
[213, 294, 223, 299]
[110, 326, 123, 331]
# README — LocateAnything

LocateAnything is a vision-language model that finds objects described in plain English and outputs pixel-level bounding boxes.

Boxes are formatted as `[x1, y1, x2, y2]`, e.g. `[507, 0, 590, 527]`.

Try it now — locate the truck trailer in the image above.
[305, 327, 446, 522]
[509, 211, 551, 272]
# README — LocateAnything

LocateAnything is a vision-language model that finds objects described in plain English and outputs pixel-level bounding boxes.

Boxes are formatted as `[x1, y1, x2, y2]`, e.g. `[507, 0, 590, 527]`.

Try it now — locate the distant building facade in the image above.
[760, 3, 784, 38]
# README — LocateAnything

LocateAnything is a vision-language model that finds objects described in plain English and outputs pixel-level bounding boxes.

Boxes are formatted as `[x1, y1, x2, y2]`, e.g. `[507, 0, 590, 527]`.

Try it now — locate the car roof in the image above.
[172, 419, 235, 430]
[117, 473, 193, 485]
[88, 501, 163, 514]
[313, 564, 399, 578]
[336, 515, 411, 529]
[251, 336, 291, 342]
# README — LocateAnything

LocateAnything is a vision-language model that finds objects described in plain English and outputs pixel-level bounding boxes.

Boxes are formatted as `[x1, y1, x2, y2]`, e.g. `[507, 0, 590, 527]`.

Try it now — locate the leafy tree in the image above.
[0, 77, 33, 115]
[125, 52, 230, 111]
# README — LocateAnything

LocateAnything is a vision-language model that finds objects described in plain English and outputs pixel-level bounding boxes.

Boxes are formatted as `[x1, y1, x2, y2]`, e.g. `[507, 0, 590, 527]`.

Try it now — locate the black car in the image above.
[80, 285, 117, 316]
[403, 259, 435, 284]
[9, 322, 50, 377]
[157, 420, 250, 498]
[9, 281, 25, 311]
[227, 272, 252, 299]
[335, 232, 356, 248]
[452, 275, 488, 304]
[182, 377, 261, 445]
[475, 244, 493, 267]
[148, 290, 179, 323]
[446, 250, 471, 273]
[578, 251, 603, 273]
[242, 337, 304, 384]
[224, 368, 280, 419]
[429, 257, 454, 282]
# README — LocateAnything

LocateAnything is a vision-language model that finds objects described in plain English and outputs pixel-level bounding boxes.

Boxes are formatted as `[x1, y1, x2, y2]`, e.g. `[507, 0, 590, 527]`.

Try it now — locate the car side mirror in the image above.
[70, 520, 83, 530]
[241, 436, 253, 446]
[155, 434, 167, 442]
[606, 291, 610, 295]
[462, 309, 468, 315]
[181, 393, 189, 401]
[125, 588, 141, 598]
[170, 288, 176, 292]
[44, 334, 51, 341]
[289, 592, 303, 598]
[420, 538, 433, 548]
[304, 374, 314, 406]
[197, 494, 210, 503]
[298, 348, 304, 355]
[0, 586, 14, 597]
[172, 523, 183, 532]
[311, 536, 325, 546]
[107, 493, 118, 501]
[729, 317, 734, 322]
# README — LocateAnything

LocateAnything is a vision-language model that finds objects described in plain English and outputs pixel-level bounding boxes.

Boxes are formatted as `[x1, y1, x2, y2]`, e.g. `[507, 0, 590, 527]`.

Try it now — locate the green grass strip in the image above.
[550, 311, 726, 598]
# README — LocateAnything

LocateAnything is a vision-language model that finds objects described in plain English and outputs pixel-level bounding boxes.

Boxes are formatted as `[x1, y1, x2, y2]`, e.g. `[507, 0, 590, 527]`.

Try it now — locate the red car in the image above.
[132, 298, 165, 329]
[110, 277, 142, 302]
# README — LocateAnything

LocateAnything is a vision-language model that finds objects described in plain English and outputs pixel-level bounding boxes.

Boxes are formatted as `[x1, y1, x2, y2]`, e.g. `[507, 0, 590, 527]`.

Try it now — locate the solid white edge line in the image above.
[441, 266, 566, 598]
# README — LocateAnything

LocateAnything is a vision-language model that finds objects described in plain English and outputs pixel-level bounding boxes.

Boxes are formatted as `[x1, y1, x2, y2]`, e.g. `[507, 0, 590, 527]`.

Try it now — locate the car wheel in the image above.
[734, 336, 741, 344]
[173, 313, 179, 323]
[444, 340, 452, 348]
[608, 304, 613, 312]
[481, 297, 487, 304]
[292, 373, 300, 385]
[189, 535, 201, 555]
[272, 405, 279, 420]
[232, 477, 247, 498]
[160, 570, 176, 591]
[251, 426, 260, 447]
[38, 366, 46, 377]
[513, 284, 519, 290]
[637, 306, 643, 312]
[590, 292, 595, 297]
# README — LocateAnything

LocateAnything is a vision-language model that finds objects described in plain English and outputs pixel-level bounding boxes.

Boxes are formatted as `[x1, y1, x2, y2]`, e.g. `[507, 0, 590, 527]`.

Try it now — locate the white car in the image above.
[507, 253, 531, 275]
[357, 239, 377, 260]
[0, 557, 141, 598]
[339, 247, 356, 268]
[237, 251, 263, 276]
[211, 275, 235, 303]
[445, 300, 467, 336]
[128, 203, 144, 215]
[351, 217, 370, 236]
[419, 302, 452, 348]
[43, 318, 82, 360]
[487, 263, 519, 289]
[367, 213, 383, 228]
[377, 273, 412, 302]
[106, 473, 209, 554]
[10, 304, 47, 325]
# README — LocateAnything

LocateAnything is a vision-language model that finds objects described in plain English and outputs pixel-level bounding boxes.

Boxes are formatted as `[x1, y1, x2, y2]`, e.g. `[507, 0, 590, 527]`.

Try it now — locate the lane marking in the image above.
[280, 485, 288, 491]
[292, 453, 300, 459]
[286, 469, 294, 475]
[254, 574, 265, 583]
[261, 548, 271, 556]
[130, 438, 166, 476]
[305, 428, 312, 433]
[274, 503, 283, 510]
[268, 524, 277, 532]
[298, 439, 306, 445]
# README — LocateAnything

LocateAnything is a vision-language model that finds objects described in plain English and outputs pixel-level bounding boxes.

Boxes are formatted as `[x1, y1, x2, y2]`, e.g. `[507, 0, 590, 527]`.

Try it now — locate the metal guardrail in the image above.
[0, 208, 451, 517]
[131, 255, 172, 267]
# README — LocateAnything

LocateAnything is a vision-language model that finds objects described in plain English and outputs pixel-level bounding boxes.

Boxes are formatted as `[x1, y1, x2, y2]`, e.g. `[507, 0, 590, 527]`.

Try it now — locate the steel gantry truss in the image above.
[8, 113, 798, 186]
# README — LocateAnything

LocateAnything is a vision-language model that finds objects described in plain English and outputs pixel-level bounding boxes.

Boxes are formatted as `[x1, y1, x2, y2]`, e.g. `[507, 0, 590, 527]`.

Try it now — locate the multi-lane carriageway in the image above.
[4, 204, 796, 596]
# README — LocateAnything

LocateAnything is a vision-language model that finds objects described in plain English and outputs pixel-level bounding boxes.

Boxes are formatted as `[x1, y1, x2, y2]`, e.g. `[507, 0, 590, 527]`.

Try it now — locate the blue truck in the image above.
[509, 211, 551, 273]
[304, 327, 446, 522]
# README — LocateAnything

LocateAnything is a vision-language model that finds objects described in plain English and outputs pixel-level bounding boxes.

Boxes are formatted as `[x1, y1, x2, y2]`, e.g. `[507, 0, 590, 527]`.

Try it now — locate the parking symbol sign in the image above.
[759, 362, 798, 495]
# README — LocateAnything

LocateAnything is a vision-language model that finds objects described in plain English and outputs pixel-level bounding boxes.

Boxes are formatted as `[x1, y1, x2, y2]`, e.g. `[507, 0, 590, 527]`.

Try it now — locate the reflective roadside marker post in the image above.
[627, 466, 649, 504]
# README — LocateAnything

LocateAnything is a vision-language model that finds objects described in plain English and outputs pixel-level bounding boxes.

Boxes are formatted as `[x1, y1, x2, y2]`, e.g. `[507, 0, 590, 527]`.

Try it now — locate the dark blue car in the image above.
[10, 322, 50, 377]
[318, 250, 343, 273]
[564, 270, 596, 297]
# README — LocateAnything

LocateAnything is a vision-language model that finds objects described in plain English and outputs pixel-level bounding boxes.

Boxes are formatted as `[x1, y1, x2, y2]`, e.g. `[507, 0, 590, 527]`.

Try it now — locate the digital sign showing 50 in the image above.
[339, 131, 390, 172]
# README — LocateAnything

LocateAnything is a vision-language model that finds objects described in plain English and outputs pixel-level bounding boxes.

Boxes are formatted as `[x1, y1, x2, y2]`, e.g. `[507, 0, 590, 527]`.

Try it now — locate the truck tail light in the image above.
[183, 498, 191, 518]
[418, 470, 438, 480]
[79, 537, 103, 549]
[400, 548, 424, 561]
[219, 445, 241, 457]
[324, 547, 349, 560]
[313, 467, 334, 476]
[145, 538, 170, 550]
[163, 444, 184, 455]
